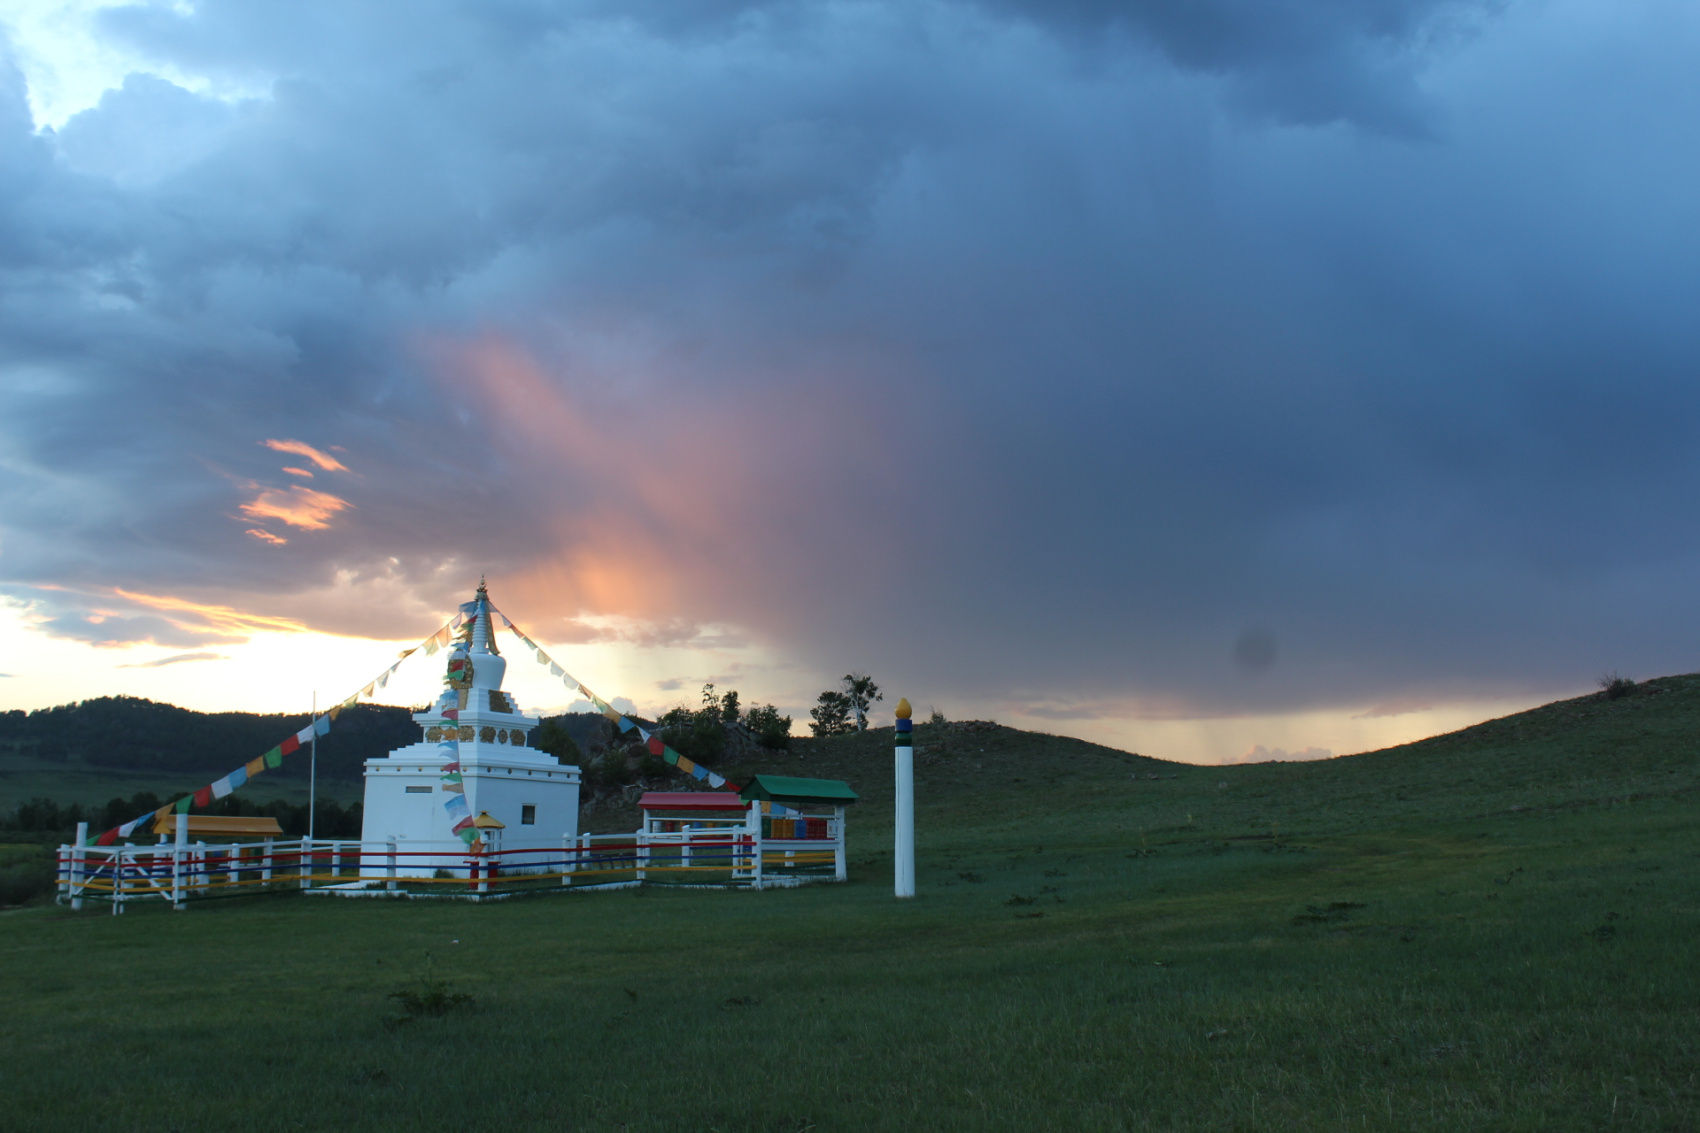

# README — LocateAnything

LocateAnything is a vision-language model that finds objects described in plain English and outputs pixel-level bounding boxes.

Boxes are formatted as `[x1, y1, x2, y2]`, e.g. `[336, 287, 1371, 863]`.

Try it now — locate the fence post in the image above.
[111, 845, 125, 915]
[172, 814, 188, 910]
[69, 821, 88, 911]
[561, 835, 572, 886]
[261, 838, 274, 883]
[834, 804, 847, 882]
[386, 840, 398, 891]
[298, 837, 311, 890]
[752, 812, 765, 891]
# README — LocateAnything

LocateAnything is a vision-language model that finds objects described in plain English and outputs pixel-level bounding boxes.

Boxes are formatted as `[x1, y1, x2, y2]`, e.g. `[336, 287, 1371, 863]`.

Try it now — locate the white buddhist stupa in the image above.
[360, 583, 581, 876]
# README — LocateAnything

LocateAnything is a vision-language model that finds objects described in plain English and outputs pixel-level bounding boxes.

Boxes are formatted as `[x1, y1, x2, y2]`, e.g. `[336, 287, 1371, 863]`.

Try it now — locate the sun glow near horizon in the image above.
[0, 596, 1577, 768]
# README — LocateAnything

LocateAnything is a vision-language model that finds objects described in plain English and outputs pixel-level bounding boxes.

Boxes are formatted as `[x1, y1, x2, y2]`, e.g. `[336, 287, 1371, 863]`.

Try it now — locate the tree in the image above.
[841, 673, 882, 732]
[532, 718, 583, 764]
[658, 683, 732, 763]
[741, 703, 792, 750]
[809, 690, 853, 737]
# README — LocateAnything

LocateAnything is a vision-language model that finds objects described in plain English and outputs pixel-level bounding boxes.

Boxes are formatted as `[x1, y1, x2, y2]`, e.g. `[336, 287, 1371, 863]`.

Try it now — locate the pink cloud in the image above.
[239, 486, 353, 531]
[263, 438, 348, 473]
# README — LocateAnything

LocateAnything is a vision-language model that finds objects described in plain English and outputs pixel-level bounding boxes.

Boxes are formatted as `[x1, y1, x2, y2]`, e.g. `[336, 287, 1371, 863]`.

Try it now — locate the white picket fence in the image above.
[56, 812, 847, 911]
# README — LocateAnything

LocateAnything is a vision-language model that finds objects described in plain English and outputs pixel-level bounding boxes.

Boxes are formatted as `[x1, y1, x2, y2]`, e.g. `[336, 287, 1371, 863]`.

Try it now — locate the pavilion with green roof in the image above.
[737, 775, 857, 883]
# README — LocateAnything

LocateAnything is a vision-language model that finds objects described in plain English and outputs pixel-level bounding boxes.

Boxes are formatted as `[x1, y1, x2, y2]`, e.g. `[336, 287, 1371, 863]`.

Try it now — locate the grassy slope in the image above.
[1, 683, 1696, 1130]
[0, 754, 362, 811]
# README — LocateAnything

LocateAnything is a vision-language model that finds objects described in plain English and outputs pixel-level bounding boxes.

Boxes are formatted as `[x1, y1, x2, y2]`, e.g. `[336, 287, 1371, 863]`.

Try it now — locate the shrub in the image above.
[1599, 673, 1636, 700]
[0, 858, 57, 907]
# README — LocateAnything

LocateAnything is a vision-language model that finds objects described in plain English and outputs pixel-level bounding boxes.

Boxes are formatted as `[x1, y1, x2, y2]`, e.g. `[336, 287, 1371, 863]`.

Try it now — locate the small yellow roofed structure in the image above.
[471, 811, 506, 829]
[149, 814, 285, 838]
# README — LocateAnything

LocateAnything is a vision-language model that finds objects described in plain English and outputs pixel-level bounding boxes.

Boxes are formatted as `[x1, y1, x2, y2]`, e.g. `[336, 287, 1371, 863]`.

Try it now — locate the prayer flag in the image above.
[246, 757, 266, 777]
[210, 776, 233, 800]
[280, 735, 300, 757]
[263, 747, 283, 769]
[315, 714, 332, 736]
[295, 724, 315, 746]
[229, 766, 248, 790]
[175, 796, 193, 814]
[193, 786, 213, 808]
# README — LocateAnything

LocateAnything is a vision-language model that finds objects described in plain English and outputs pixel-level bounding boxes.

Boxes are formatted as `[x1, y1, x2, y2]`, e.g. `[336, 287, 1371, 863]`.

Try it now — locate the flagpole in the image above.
[309, 691, 317, 843]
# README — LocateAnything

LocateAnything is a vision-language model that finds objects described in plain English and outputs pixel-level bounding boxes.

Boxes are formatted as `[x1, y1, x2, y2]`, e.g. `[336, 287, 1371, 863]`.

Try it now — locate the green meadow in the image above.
[3, 678, 1697, 1130]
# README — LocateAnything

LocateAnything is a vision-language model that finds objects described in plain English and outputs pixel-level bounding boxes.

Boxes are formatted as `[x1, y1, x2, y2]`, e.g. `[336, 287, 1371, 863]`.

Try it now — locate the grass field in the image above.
[2, 679, 1697, 1130]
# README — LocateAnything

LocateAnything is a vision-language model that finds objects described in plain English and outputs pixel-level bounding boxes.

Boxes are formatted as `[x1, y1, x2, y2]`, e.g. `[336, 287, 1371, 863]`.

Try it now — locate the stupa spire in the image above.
[469, 579, 498, 656]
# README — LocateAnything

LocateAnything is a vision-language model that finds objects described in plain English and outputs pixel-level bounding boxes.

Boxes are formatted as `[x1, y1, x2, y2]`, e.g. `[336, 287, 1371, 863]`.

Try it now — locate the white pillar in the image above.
[834, 805, 847, 882]
[894, 698, 915, 898]
[386, 840, 398, 891]
[172, 814, 188, 910]
[751, 811, 765, 891]
[69, 822, 88, 911]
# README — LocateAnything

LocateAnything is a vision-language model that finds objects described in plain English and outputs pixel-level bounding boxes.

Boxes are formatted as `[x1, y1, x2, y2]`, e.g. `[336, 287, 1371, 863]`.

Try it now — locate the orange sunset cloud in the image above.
[239, 486, 353, 531]
[263, 438, 348, 473]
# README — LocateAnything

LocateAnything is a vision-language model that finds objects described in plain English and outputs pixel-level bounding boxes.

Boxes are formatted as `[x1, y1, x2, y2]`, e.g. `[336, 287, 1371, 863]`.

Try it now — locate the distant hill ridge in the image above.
[0, 696, 615, 788]
[6, 674, 1697, 820]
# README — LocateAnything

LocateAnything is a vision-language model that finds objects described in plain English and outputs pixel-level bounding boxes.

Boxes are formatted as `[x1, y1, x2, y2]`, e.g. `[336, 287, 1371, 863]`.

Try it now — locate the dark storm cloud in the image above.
[2, 0, 1698, 727]
[979, 0, 1496, 133]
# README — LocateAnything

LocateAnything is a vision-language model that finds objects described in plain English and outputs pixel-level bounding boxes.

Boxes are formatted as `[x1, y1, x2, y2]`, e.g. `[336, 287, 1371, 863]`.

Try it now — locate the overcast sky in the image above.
[2, 0, 1697, 764]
